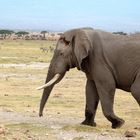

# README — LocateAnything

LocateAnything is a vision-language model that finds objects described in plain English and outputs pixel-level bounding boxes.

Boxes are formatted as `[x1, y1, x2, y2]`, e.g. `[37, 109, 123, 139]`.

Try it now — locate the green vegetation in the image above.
[0, 30, 14, 39]
[113, 31, 127, 35]
[0, 29, 14, 34]
[41, 30, 48, 39]
[15, 31, 29, 37]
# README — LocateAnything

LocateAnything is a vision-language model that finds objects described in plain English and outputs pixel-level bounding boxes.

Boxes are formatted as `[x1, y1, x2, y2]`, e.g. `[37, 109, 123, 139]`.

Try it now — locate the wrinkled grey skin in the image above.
[39, 28, 140, 128]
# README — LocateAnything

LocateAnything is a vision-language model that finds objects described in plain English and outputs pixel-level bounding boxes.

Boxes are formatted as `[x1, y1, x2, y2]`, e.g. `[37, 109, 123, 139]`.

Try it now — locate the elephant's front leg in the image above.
[81, 79, 99, 126]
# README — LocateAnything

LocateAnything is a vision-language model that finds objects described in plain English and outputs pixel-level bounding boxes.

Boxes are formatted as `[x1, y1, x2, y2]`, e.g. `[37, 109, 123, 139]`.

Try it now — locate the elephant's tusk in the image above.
[36, 74, 61, 90]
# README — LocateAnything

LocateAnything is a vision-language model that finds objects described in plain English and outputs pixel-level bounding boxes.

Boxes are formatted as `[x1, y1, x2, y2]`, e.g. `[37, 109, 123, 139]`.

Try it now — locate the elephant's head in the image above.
[37, 28, 93, 116]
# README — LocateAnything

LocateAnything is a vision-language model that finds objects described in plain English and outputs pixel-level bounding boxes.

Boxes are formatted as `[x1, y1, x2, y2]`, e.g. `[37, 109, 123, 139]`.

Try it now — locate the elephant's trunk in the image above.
[39, 85, 54, 116]
[39, 66, 66, 117]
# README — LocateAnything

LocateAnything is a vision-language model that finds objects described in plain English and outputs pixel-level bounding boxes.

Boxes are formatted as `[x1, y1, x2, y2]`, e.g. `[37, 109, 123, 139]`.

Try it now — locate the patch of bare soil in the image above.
[0, 62, 49, 69]
[0, 110, 128, 140]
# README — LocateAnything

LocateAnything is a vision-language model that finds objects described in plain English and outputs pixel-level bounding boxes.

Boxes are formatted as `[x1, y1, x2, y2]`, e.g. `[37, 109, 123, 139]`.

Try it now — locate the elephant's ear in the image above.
[63, 28, 91, 70]
[73, 30, 91, 70]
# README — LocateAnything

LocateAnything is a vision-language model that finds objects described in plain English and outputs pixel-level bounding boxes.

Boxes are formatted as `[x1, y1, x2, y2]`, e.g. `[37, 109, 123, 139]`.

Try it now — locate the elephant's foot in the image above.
[82, 109, 96, 126]
[81, 119, 96, 127]
[111, 119, 125, 129]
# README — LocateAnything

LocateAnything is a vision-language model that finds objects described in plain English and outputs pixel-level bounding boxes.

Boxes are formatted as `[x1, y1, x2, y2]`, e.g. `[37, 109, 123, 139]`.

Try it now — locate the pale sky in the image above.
[0, 0, 140, 32]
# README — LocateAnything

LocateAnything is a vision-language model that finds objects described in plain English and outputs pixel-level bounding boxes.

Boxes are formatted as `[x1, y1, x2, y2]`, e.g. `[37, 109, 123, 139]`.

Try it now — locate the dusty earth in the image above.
[0, 109, 128, 140]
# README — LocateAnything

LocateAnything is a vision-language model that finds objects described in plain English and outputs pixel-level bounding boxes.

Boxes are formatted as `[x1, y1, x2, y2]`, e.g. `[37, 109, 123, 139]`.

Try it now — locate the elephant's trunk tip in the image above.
[39, 112, 43, 117]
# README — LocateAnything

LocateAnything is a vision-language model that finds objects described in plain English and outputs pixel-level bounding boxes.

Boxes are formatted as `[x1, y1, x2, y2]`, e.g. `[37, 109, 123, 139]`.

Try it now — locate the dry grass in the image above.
[0, 40, 55, 63]
[0, 40, 139, 140]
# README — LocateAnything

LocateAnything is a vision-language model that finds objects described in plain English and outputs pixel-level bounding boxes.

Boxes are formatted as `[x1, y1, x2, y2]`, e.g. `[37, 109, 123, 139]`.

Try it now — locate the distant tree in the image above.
[15, 31, 29, 37]
[41, 31, 48, 39]
[15, 31, 29, 39]
[134, 31, 140, 34]
[0, 30, 14, 39]
[113, 31, 127, 35]
[58, 33, 63, 36]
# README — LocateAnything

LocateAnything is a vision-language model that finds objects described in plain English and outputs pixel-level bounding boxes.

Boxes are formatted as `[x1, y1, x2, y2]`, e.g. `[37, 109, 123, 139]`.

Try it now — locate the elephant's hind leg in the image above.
[95, 71, 125, 129]
[81, 80, 99, 126]
[97, 85, 125, 128]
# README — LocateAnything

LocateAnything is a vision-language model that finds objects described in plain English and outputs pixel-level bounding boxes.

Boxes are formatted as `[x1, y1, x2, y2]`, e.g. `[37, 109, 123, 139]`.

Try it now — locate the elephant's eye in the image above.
[64, 40, 70, 46]
[59, 38, 70, 46]
[63, 38, 70, 46]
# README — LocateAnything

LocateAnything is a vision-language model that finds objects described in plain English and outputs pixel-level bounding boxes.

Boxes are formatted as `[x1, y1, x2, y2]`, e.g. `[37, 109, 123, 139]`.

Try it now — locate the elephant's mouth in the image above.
[66, 65, 70, 71]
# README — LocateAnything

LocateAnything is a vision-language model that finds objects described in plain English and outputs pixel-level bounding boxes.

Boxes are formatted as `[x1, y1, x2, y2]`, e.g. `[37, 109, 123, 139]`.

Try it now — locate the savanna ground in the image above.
[0, 40, 139, 140]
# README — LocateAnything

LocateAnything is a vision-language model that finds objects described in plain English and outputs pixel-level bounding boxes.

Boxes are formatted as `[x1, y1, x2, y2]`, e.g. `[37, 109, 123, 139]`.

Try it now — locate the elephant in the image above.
[37, 27, 140, 129]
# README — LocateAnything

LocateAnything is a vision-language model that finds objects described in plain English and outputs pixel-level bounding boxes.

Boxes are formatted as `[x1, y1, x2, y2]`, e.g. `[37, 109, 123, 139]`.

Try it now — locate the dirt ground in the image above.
[0, 110, 129, 140]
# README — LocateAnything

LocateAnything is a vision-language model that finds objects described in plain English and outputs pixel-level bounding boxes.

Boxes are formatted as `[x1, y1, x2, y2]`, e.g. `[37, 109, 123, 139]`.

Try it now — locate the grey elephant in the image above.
[37, 28, 140, 128]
